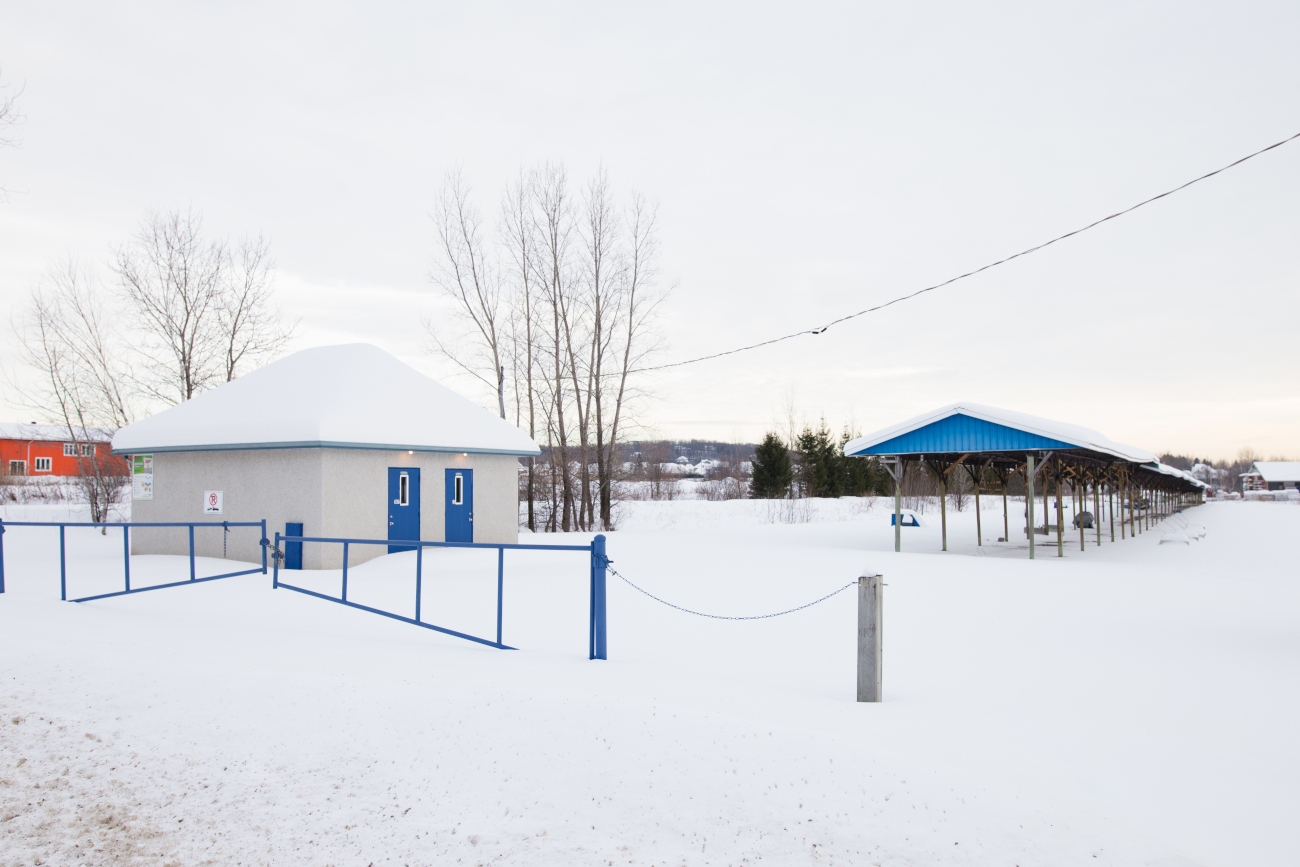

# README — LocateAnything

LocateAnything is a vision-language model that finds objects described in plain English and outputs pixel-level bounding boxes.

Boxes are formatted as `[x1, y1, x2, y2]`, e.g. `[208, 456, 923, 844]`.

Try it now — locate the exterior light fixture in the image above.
[408, 450, 413, 455]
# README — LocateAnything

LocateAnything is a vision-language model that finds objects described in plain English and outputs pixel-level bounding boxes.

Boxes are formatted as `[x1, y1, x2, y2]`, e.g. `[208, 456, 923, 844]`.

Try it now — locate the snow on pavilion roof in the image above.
[842, 402, 1157, 464]
[1252, 461, 1300, 483]
[112, 344, 541, 456]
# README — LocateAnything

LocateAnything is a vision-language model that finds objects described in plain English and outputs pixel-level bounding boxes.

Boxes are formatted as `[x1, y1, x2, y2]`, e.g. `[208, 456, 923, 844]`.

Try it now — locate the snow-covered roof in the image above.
[843, 402, 1156, 463]
[1253, 461, 1300, 483]
[0, 423, 113, 443]
[112, 344, 541, 457]
[1143, 461, 1211, 490]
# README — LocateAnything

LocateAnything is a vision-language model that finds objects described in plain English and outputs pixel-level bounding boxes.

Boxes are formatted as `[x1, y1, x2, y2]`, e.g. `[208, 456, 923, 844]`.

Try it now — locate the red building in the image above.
[0, 422, 124, 478]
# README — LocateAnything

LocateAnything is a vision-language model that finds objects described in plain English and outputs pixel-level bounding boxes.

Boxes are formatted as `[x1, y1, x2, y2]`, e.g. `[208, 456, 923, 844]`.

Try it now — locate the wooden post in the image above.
[1094, 479, 1102, 546]
[1077, 477, 1085, 552]
[1055, 466, 1064, 558]
[1026, 454, 1036, 560]
[1042, 470, 1049, 537]
[1002, 476, 1009, 542]
[939, 472, 948, 552]
[975, 482, 982, 546]
[857, 571, 883, 703]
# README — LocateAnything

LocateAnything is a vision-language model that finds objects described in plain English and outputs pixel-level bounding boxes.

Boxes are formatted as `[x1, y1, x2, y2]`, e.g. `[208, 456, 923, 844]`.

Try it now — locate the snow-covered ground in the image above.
[1, 498, 1297, 865]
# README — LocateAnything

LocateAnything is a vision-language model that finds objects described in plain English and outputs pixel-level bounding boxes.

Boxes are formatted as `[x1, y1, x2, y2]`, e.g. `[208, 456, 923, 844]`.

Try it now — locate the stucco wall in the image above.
[130, 449, 325, 567]
[128, 448, 521, 570]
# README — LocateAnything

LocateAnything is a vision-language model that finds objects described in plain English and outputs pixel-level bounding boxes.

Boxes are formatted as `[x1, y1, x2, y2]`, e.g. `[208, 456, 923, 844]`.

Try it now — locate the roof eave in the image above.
[111, 440, 541, 457]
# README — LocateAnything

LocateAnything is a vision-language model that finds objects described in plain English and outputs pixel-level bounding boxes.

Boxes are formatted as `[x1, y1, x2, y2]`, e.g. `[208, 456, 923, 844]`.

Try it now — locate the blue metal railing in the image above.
[272, 532, 609, 658]
[0, 519, 268, 602]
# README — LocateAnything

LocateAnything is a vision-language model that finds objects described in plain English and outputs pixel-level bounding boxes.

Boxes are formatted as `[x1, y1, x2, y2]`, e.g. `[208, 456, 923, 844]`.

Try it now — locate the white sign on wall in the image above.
[203, 490, 224, 514]
[132, 454, 153, 500]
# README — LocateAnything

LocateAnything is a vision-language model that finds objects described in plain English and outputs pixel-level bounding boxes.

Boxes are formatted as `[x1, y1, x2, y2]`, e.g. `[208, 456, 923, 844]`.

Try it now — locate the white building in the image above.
[112, 344, 540, 569]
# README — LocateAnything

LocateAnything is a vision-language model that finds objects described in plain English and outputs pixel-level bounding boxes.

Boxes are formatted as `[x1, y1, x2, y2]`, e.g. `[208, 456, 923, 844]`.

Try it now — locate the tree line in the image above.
[750, 420, 892, 500]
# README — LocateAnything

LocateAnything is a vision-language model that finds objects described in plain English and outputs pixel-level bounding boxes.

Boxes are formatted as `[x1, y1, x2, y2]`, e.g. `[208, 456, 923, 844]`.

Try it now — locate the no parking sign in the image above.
[203, 490, 224, 515]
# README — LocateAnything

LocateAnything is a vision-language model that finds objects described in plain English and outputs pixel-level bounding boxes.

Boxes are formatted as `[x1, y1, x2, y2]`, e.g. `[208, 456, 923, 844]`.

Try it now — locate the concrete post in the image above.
[857, 572, 882, 703]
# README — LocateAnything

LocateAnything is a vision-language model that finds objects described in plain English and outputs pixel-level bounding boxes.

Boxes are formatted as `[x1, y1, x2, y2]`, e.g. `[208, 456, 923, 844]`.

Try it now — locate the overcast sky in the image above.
[2, 1, 1297, 460]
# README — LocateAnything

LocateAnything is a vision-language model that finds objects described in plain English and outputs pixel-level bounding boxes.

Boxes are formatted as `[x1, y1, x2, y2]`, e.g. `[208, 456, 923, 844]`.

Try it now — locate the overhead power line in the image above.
[641, 130, 1300, 373]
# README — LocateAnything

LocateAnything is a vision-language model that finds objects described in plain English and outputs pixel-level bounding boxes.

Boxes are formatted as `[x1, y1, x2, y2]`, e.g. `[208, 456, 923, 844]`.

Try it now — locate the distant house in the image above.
[0, 423, 118, 478]
[111, 344, 541, 570]
[1242, 462, 1300, 493]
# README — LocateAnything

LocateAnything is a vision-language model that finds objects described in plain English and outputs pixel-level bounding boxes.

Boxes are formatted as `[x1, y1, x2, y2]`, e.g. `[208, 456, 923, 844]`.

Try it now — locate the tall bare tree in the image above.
[423, 163, 668, 533]
[500, 168, 541, 531]
[425, 169, 509, 418]
[14, 263, 134, 523]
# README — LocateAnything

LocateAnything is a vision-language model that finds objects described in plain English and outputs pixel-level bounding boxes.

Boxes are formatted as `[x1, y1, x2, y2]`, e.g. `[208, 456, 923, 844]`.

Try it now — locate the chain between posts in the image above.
[608, 566, 855, 620]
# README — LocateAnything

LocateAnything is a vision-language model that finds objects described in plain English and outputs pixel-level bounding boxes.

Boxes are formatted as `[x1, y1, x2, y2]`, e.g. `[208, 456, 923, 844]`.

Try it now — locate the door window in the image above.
[399, 472, 409, 506]
[453, 473, 463, 505]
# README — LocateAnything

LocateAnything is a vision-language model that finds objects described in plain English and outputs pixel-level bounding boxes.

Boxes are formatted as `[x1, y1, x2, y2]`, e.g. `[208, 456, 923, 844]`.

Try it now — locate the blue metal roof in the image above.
[846, 413, 1074, 456]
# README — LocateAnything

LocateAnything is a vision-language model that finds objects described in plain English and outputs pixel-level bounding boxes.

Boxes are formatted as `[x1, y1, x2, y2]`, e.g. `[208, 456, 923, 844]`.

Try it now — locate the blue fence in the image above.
[0, 519, 267, 602]
[272, 531, 609, 658]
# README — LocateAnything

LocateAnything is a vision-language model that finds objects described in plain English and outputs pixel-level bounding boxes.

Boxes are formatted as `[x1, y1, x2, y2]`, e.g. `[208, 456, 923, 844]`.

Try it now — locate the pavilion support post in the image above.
[886, 458, 903, 554]
[1001, 477, 1009, 543]
[1094, 479, 1102, 546]
[1026, 455, 1036, 560]
[939, 472, 948, 552]
[1055, 465, 1064, 558]
[1078, 478, 1085, 552]
[1042, 472, 1049, 537]
[974, 484, 982, 546]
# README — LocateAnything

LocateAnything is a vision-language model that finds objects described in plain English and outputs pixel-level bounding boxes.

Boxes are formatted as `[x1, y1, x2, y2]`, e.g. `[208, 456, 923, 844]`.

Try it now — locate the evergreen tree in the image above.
[796, 418, 842, 497]
[750, 432, 793, 499]
[839, 428, 875, 495]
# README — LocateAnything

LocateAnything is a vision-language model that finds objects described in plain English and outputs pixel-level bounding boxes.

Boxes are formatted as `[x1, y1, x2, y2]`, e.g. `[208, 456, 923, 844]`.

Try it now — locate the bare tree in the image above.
[500, 168, 541, 530]
[218, 234, 295, 383]
[423, 163, 669, 533]
[532, 163, 578, 531]
[13, 263, 133, 524]
[114, 209, 228, 402]
[114, 209, 294, 403]
[425, 168, 509, 418]
[593, 191, 665, 529]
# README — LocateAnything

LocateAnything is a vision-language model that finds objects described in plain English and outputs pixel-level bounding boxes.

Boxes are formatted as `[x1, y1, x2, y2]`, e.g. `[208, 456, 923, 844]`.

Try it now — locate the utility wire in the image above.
[640, 131, 1300, 373]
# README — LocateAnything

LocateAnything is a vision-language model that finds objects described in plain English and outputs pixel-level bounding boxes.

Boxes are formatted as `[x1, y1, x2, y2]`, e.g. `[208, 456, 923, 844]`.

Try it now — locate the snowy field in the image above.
[1, 498, 1298, 866]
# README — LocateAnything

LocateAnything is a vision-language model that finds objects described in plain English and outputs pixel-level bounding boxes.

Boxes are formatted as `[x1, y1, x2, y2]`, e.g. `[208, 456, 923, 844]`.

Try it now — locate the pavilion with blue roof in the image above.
[842, 402, 1207, 559]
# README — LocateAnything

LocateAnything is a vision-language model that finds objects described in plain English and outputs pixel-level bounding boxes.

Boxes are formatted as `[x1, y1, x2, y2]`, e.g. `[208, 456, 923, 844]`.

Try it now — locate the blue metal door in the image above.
[445, 468, 473, 543]
[388, 467, 421, 554]
[285, 522, 303, 570]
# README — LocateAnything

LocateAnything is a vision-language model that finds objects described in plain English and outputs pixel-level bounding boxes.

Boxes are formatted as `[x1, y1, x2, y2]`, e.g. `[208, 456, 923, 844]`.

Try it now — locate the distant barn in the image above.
[111, 344, 540, 569]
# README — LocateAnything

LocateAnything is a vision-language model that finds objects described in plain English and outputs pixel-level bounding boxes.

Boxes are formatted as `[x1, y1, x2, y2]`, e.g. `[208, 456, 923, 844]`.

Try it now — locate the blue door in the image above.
[285, 522, 303, 570]
[388, 467, 421, 554]
[445, 468, 473, 543]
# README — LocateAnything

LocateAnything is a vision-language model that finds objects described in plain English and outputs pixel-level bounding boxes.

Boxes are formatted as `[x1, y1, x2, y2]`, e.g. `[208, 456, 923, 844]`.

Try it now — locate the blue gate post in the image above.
[260, 519, 268, 574]
[415, 545, 423, 623]
[341, 541, 349, 602]
[188, 525, 196, 582]
[272, 531, 280, 589]
[590, 534, 607, 660]
[496, 547, 504, 647]
[59, 525, 67, 601]
[123, 525, 131, 593]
